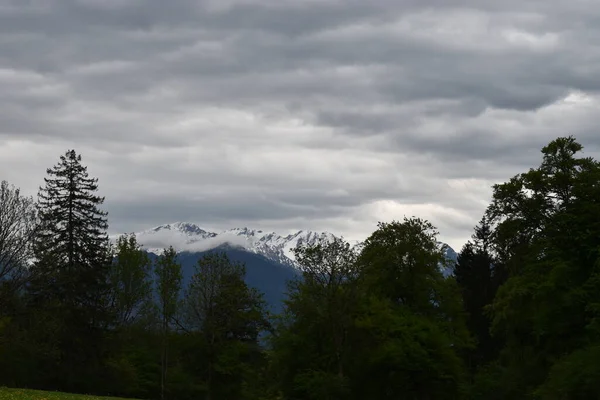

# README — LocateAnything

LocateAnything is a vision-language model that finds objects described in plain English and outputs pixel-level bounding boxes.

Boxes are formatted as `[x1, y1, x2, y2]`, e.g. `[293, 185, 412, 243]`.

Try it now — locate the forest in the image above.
[0, 135, 599, 399]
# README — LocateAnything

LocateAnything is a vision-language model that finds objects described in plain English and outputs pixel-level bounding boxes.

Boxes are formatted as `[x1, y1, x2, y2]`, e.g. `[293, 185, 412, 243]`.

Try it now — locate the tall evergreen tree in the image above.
[34, 149, 109, 271]
[26, 149, 112, 393]
[29, 149, 111, 318]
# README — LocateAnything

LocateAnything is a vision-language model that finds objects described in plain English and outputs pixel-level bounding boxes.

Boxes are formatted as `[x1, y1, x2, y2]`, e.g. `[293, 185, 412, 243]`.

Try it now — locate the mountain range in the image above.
[131, 222, 349, 268]
[115, 222, 458, 311]
[128, 222, 456, 269]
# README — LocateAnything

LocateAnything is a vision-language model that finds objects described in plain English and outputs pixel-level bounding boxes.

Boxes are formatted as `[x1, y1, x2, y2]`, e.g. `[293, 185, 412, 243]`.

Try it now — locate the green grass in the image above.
[0, 387, 136, 400]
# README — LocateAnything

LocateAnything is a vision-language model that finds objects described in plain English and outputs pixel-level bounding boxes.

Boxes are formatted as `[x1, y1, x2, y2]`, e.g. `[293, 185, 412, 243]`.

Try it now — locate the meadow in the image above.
[0, 388, 135, 400]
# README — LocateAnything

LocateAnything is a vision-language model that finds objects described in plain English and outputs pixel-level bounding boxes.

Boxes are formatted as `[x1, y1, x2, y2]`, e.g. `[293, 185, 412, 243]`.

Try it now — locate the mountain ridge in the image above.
[118, 222, 341, 268]
[112, 221, 457, 276]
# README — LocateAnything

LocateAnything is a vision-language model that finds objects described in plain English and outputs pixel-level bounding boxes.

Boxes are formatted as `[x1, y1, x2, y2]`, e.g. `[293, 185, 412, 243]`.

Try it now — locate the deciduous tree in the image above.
[0, 180, 37, 309]
[271, 236, 360, 399]
[354, 218, 470, 399]
[109, 233, 153, 328]
[485, 136, 600, 398]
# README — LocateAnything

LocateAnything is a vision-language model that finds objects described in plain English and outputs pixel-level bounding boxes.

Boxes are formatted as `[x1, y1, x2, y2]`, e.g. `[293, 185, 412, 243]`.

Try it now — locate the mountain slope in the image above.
[146, 244, 299, 313]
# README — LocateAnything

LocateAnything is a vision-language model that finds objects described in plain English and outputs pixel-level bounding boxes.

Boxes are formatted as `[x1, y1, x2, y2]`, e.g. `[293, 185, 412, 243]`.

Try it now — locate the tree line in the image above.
[0, 136, 599, 399]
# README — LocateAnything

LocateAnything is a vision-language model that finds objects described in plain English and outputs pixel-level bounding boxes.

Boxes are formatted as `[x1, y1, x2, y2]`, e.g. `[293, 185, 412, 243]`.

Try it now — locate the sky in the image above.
[1, 0, 600, 251]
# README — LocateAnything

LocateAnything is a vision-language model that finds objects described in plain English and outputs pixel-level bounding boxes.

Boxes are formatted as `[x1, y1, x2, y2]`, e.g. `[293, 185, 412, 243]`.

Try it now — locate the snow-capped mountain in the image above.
[115, 222, 456, 274]
[122, 222, 341, 268]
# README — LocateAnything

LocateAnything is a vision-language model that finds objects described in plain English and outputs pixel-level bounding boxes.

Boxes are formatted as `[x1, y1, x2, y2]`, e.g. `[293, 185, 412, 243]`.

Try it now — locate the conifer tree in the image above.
[26, 149, 112, 392]
[30, 149, 111, 315]
[35, 149, 109, 272]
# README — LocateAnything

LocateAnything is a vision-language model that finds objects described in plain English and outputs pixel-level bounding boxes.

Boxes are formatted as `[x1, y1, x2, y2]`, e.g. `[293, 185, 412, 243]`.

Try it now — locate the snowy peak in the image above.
[225, 227, 263, 236]
[123, 222, 456, 274]
[128, 223, 338, 268]
[151, 222, 216, 238]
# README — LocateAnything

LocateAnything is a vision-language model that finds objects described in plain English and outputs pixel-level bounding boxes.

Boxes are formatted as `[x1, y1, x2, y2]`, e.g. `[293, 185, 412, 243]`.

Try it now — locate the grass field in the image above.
[0, 388, 136, 400]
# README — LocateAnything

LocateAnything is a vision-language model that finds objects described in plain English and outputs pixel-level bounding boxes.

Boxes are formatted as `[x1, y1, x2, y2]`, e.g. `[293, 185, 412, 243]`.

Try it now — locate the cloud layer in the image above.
[2, 0, 600, 250]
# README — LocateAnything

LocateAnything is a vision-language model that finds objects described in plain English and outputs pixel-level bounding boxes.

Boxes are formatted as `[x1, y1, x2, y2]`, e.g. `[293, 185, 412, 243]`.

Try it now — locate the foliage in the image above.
[271, 220, 470, 399]
[534, 344, 600, 399]
[109, 234, 154, 328]
[353, 218, 471, 399]
[351, 296, 467, 399]
[179, 251, 269, 400]
[153, 246, 182, 400]
[454, 217, 504, 370]
[483, 136, 600, 397]
[271, 236, 360, 399]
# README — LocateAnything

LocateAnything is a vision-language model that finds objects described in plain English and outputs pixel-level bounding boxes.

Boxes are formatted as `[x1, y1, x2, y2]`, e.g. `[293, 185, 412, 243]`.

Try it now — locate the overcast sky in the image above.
[1, 0, 600, 250]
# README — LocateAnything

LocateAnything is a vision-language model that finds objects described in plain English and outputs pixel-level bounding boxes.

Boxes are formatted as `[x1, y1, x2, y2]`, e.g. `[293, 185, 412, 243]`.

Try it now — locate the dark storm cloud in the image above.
[1, 0, 600, 249]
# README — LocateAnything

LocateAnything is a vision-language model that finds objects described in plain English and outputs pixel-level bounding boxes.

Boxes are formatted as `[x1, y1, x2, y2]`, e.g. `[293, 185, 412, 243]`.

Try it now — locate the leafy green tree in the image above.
[484, 136, 600, 398]
[271, 236, 360, 399]
[359, 218, 466, 321]
[180, 251, 268, 400]
[271, 219, 470, 399]
[101, 234, 157, 398]
[154, 246, 182, 400]
[534, 344, 600, 399]
[292, 236, 360, 381]
[109, 233, 154, 328]
[351, 296, 467, 400]
[354, 218, 471, 399]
